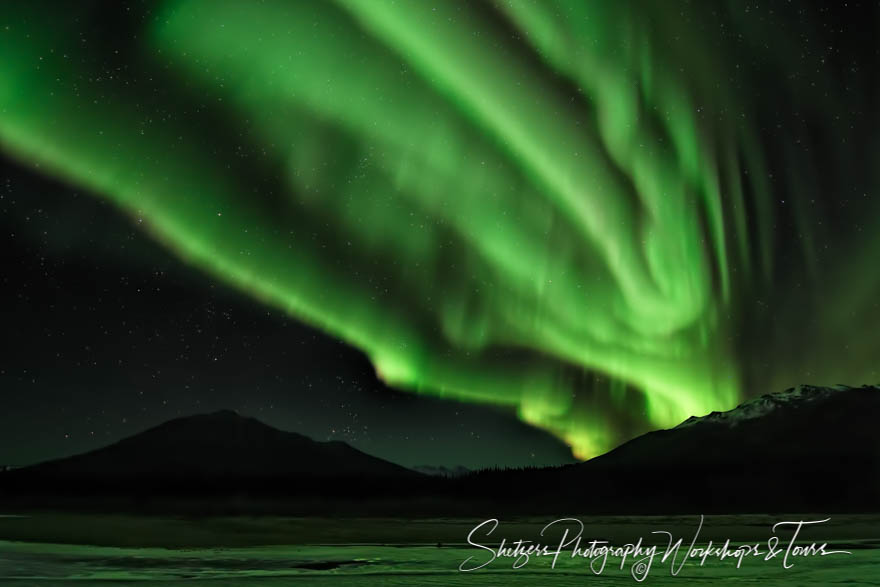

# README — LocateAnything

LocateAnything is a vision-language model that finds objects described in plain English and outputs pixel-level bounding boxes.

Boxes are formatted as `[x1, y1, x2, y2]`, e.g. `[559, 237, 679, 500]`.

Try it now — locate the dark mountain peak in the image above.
[14, 410, 420, 481]
[573, 382, 880, 472]
[144, 408, 286, 442]
[556, 383, 880, 512]
[205, 408, 241, 419]
[166, 408, 253, 425]
[675, 383, 878, 429]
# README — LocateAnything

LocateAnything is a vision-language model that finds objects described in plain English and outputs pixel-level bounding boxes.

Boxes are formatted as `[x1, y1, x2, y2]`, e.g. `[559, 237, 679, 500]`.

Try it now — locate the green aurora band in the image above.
[1, 1, 878, 457]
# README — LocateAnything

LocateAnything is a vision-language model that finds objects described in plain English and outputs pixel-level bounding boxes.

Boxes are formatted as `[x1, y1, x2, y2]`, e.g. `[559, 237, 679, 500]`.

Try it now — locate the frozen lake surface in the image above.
[1, 513, 878, 585]
[1, 539, 879, 585]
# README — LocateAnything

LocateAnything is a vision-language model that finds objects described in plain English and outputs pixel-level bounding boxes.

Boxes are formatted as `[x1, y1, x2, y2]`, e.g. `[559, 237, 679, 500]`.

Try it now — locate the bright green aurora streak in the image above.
[1, 1, 878, 458]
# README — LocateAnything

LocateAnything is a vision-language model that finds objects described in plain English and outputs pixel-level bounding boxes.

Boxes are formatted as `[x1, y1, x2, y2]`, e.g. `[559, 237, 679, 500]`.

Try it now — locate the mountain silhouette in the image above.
[3, 386, 878, 514]
[8, 410, 419, 482]
[573, 384, 879, 471]
[548, 384, 880, 512]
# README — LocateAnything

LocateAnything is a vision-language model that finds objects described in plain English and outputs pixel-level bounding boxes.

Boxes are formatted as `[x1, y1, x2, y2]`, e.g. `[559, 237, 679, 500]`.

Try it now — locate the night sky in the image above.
[0, 160, 576, 469]
[1, 1, 878, 467]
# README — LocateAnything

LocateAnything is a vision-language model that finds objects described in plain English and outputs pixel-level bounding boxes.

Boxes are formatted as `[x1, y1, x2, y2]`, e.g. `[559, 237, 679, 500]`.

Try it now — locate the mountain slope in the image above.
[580, 384, 879, 468]
[555, 384, 880, 511]
[3, 386, 878, 514]
[9, 410, 419, 481]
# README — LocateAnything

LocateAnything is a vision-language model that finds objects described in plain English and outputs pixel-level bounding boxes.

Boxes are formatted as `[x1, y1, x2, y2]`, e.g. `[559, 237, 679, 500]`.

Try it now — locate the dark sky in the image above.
[0, 159, 576, 469]
[0, 0, 877, 472]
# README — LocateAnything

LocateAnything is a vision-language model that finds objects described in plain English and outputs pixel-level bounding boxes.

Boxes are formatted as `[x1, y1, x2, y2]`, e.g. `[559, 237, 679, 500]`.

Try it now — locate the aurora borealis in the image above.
[1, 1, 878, 459]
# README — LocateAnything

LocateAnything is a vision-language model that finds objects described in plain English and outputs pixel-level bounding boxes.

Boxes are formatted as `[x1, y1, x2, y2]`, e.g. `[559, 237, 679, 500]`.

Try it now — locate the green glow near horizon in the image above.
[0, 1, 877, 458]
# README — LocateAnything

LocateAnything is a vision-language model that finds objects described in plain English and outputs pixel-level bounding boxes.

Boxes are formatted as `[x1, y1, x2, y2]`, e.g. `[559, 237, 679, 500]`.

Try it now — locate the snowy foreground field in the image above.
[1, 513, 878, 585]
